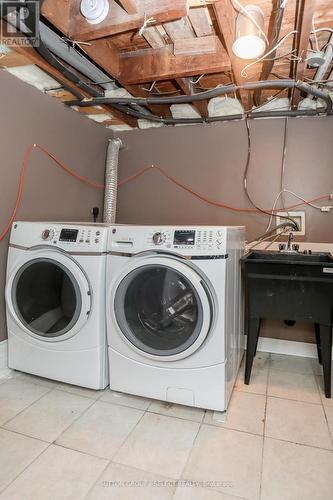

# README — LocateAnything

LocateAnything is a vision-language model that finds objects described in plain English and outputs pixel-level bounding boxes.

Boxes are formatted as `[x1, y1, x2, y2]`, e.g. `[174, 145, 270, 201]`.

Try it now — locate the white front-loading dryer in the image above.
[6, 221, 109, 389]
[106, 225, 245, 411]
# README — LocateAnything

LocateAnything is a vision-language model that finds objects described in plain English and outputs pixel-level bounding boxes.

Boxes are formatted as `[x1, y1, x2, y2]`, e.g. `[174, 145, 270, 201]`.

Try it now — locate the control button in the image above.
[95, 239, 99, 243]
[152, 232, 166, 245]
[86, 239, 90, 243]
[79, 239, 84, 243]
[96, 231, 100, 236]
[41, 229, 54, 241]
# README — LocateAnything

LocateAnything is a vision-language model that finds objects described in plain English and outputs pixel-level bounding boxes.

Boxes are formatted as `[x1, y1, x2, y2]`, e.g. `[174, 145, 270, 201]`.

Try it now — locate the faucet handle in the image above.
[279, 244, 286, 251]
[292, 244, 300, 252]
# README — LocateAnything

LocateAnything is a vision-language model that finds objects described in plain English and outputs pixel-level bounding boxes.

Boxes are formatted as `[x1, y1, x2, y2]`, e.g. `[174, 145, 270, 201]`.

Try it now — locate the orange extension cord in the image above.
[0, 143, 330, 242]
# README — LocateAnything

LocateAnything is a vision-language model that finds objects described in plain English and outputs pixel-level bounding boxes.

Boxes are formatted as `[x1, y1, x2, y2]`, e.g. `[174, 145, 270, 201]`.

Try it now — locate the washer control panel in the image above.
[39, 225, 105, 251]
[142, 227, 228, 254]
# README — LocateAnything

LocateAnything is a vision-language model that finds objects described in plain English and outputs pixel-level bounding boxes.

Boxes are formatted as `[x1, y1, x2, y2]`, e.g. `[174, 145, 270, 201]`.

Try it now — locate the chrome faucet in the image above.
[286, 231, 294, 252]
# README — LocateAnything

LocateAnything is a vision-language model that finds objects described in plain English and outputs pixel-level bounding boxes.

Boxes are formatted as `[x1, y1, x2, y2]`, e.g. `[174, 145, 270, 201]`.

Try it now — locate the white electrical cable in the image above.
[265, 189, 325, 233]
[231, 0, 269, 45]
[312, 19, 320, 52]
[246, 228, 289, 251]
[241, 30, 298, 78]
[311, 28, 333, 35]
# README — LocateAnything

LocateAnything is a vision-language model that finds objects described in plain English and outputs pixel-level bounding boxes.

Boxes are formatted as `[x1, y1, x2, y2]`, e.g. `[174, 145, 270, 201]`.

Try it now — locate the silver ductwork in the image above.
[39, 22, 118, 91]
[103, 138, 123, 224]
[307, 32, 333, 97]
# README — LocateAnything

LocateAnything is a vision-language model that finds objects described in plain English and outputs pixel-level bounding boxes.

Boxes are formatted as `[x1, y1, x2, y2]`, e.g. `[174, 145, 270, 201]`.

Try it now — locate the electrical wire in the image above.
[230, 0, 269, 45]
[0, 144, 104, 242]
[241, 30, 299, 78]
[242, 118, 298, 229]
[1, 144, 330, 243]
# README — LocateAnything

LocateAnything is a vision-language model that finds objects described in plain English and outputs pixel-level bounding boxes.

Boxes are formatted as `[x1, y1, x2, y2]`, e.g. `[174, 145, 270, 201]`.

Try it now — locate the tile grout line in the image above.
[0, 383, 55, 428]
[0, 439, 54, 496]
[81, 405, 151, 499]
[170, 410, 205, 500]
[3, 387, 97, 439]
[258, 352, 270, 500]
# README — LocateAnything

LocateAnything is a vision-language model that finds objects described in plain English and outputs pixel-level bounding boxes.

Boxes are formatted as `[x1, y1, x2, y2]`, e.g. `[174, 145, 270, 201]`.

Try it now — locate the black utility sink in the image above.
[242, 250, 333, 398]
[247, 251, 333, 264]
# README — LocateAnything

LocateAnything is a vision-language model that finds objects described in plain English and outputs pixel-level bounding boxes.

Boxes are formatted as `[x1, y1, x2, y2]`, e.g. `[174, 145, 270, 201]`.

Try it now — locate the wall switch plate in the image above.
[276, 211, 306, 235]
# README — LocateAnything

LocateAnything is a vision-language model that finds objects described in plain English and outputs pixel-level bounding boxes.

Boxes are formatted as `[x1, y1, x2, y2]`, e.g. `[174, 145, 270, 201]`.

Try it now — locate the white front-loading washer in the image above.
[6, 221, 109, 389]
[106, 225, 245, 411]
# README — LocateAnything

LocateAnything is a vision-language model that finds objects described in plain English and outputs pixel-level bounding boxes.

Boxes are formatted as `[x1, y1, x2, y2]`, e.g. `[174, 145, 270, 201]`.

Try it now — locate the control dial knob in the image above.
[152, 232, 166, 246]
[41, 229, 54, 241]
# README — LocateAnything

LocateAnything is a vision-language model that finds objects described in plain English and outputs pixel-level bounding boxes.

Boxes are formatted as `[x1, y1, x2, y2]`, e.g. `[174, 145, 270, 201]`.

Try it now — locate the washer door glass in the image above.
[12, 258, 82, 338]
[114, 264, 205, 356]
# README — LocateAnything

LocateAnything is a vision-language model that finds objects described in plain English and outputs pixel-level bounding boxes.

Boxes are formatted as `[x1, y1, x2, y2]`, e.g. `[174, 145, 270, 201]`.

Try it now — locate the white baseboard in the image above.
[252, 336, 333, 360]
[0, 340, 8, 376]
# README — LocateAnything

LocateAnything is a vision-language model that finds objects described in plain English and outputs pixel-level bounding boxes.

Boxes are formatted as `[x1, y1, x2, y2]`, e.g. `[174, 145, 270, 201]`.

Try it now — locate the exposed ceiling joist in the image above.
[176, 77, 209, 117]
[213, 0, 250, 109]
[118, 39, 230, 84]
[82, 38, 170, 117]
[0, 21, 137, 128]
[173, 35, 217, 56]
[291, 0, 316, 108]
[41, 0, 74, 37]
[70, 0, 188, 41]
[188, 6, 214, 37]
[0, 52, 31, 68]
[117, 0, 138, 15]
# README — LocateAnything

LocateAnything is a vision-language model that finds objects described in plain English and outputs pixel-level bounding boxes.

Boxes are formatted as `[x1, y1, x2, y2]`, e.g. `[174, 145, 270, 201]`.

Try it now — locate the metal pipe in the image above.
[308, 32, 333, 97]
[103, 138, 123, 224]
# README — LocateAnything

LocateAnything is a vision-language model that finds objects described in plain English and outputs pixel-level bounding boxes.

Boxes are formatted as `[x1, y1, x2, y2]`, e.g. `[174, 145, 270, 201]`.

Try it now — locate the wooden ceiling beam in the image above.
[69, 0, 188, 41]
[188, 6, 214, 37]
[118, 39, 230, 84]
[175, 77, 209, 117]
[0, 22, 136, 127]
[41, 0, 78, 38]
[117, 0, 138, 15]
[173, 35, 217, 56]
[82, 38, 170, 118]
[291, 0, 316, 108]
[0, 51, 31, 68]
[213, 0, 250, 109]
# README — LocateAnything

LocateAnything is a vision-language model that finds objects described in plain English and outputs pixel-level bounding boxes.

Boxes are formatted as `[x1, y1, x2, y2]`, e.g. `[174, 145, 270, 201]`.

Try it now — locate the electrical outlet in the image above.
[276, 211, 305, 236]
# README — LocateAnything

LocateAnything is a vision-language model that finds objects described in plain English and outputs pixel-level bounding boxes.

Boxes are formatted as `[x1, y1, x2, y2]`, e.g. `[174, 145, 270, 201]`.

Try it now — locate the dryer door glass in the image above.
[12, 258, 82, 338]
[114, 264, 206, 356]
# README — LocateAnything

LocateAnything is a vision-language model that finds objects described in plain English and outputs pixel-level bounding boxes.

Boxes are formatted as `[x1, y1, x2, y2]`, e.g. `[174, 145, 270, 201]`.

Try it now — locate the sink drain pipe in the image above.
[103, 138, 123, 224]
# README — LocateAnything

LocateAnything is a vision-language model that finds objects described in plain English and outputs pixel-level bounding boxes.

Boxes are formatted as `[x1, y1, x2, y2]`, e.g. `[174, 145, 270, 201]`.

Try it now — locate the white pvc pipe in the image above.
[103, 138, 123, 224]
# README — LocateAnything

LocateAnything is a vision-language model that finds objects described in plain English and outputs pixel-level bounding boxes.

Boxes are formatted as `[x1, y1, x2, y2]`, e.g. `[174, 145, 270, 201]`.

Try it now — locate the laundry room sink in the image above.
[242, 249, 333, 398]
[246, 250, 333, 264]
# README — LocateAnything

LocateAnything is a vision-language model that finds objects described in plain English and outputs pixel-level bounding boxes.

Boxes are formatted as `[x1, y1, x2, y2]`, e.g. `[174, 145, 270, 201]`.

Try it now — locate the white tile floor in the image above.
[0, 352, 332, 500]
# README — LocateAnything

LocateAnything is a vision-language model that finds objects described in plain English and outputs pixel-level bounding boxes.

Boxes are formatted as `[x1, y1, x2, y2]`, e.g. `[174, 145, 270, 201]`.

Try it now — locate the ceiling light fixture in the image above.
[232, 5, 266, 60]
[80, 0, 109, 24]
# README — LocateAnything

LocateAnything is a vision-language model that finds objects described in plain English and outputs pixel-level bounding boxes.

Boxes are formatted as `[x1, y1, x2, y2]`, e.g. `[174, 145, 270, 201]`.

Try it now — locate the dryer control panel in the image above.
[10, 222, 108, 253]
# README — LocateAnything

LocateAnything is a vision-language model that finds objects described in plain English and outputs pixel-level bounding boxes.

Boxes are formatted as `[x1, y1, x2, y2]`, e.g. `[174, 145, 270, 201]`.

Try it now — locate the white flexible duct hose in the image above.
[103, 138, 122, 223]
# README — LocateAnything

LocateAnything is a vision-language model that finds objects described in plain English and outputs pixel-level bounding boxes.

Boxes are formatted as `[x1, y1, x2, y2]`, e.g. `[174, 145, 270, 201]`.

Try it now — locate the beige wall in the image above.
[115, 116, 333, 343]
[0, 71, 112, 341]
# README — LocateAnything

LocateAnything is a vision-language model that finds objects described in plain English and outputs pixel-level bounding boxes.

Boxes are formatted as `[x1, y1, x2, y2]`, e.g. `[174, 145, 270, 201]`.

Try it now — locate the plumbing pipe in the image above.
[103, 138, 123, 224]
[307, 32, 333, 97]
[65, 79, 332, 113]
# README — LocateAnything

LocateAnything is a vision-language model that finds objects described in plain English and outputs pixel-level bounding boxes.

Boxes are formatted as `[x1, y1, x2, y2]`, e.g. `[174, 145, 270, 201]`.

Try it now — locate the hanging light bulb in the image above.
[80, 0, 109, 24]
[232, 5, 266, 60]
